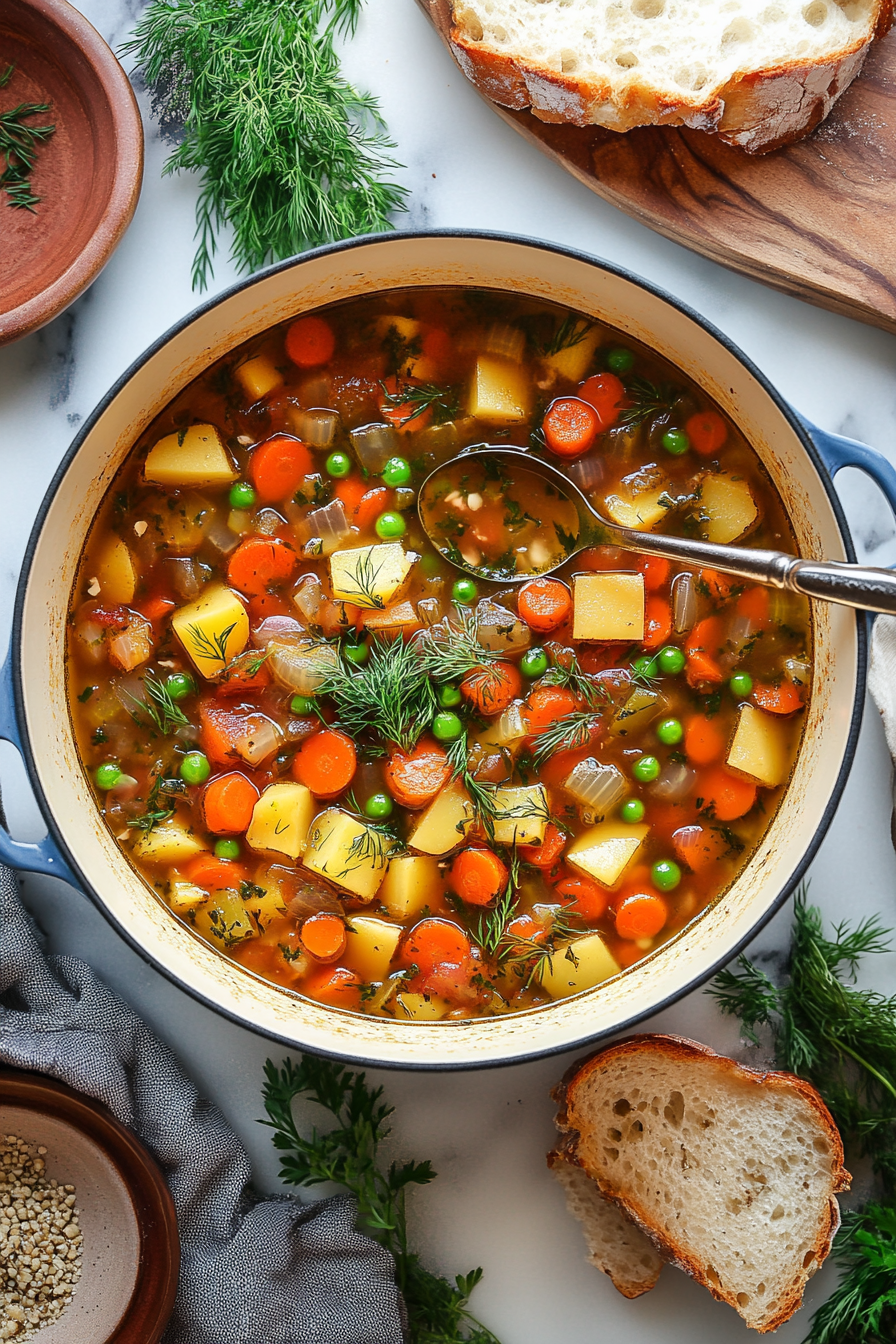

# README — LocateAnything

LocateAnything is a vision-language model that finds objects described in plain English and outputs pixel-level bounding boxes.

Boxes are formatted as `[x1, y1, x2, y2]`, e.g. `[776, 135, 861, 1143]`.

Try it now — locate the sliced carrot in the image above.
[292, 729, 357, 798]
[699, 568, 733, 601]
[518, 578, 572, 633]
[400, 919, 472, 975]
[576, 546, 627, 572]
[539, 744, 595, 790]
[686, 409, 728, 456]
[579, 373, 625, 430]
[635, 555, 671, 592]
[249, 435, 314, 504]
[353, 486, 391, 533]
[385, 737, 449, 810]
[685, 615, 725, 687]
[542, 397, 599, 459]
[505, 913, 547, 943]
[379, 376, 432, 432]
[302, 965, 362, 1009]
[517, 823, 567, 870]
[615, 892, 668, 940]
[697, 766, 757, 821]
[137, 594, 177, 625]
[752, 681, 804, 714]
[554, 875, 608, 921]
[199, 699, 247, 766]
[300, 912, 347, 962]
[227, 536, 297, 596]
[642, 595, 672, 650]
[736, 585, 771, 627]
[576, 643, 630, 675]
[216, 649, 272, 697]
[684, 713, 727, 766]
[317, 598, 362, 640]
[203, 772, 260, 834]
[672, 824, 729, 873]
[521, 685, 579, 735]
[334, 476, 368, 516]
[460, 661, 522, 716]
[285, 316, 336, 368]
[185, 853, 250, 892]
[421, 327, 452, 366]
[450, 848, 508, 906]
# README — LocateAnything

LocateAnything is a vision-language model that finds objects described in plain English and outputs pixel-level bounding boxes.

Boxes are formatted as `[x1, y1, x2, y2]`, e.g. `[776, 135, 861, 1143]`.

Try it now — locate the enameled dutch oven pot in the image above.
[3, 232, 895, 1070]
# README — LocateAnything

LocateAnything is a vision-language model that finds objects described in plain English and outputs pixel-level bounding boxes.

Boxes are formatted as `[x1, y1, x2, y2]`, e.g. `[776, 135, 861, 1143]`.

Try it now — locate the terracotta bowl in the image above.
[0, 1070, 178, 1343]
[0, 0, 143, 345]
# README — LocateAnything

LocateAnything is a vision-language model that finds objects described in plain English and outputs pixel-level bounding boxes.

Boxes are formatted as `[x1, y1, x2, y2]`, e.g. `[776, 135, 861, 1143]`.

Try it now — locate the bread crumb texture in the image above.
[0, 1135, 82, 1340]
[549, 1154, 664, 1297]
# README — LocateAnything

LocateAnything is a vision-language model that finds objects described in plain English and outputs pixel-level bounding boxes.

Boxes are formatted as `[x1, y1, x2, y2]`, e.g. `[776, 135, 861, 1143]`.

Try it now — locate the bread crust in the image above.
[553, 1034, 850, 1333]
[437, 1, 893, 153]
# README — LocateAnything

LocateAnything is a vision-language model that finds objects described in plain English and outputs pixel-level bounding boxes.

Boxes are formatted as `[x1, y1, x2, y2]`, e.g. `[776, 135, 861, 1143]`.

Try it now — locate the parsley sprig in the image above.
[262, 1056, 500, 1344]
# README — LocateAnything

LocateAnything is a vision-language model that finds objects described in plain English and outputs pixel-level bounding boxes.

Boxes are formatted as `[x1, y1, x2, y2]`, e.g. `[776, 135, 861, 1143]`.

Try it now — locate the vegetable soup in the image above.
[67, 289, 810, 1020]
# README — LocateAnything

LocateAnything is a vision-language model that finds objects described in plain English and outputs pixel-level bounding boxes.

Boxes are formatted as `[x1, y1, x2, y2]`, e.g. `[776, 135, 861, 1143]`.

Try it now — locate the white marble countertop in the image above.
[3, 2, 896, 1339]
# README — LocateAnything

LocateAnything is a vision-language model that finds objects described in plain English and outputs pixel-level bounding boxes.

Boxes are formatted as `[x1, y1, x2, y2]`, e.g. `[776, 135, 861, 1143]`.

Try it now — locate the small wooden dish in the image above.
[0, 1069, 178, 1344]
[0, 0, 143, 345]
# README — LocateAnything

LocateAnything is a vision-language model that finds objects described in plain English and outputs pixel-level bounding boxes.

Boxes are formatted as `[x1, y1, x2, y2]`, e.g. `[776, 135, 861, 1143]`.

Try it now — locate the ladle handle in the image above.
[786, 560, 896, 615]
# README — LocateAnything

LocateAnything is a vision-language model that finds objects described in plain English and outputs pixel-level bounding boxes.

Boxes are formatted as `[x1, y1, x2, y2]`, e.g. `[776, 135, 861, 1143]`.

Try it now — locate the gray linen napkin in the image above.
[0, 866, 404, 1344]
[868, 615, 896, 849]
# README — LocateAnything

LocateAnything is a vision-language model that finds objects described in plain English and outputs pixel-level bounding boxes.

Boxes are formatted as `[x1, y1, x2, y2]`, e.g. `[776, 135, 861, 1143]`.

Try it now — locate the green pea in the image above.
[730, 671, 753, 697]
[229, 481, 256, 509]
[452, 577, 478, 605]
[520, 647, 549, 678]
[364, 793, 394, 820]
[656, 717, 683, 746]
[290, 694, 314, 716]
[180, 751, 211, 785]
[657, 645, 685, 676]
[215, 839, 241, 860]
[607, 347, 635, 374]
[651, 859, 681, 892]
[165, 672, 196, 702]
[438, 685, 462, 708]
[375, 511, 406, 540]
[95, 762, 122, 791]
[432, 711, 463, 742]
[382, 456, 411, 488]
[662, 429, 691, 456]
[344, 641, 369, 666]
[619, 798, 645, 824]
[631, 654, 658, 679]
[325, 451, 352, 479]
[632, 754, 660, 783]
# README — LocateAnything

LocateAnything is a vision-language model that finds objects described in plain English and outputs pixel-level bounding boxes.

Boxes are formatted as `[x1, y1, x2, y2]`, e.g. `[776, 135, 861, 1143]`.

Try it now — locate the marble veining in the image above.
[2, 2, 896, 1339]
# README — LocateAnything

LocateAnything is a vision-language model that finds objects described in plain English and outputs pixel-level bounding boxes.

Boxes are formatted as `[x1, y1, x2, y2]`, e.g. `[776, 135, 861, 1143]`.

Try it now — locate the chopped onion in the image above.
[568, 455, 604, 494]
[255, 508, 284, 537]
[417, 597, 441, 627]
[108, 617, 154, 673]
[74, 617, 108, 665]
[784, 657, 811, 688]
[296, 375, 331, 408]
[293, 574, 323, 624]
[299, 499, 350, 557]
[393, 487, 416, 512]
[174, 722, 202, 745]
[204, 515, 240, 556]
[227, 508, 251, 536]
[234, 715, 281, 765]
[350, 422, 399, 473]
[649, 761, 696, 803]
[268, 639, 339, 694]
[286, 881, 343, 919]
[292, 408, 339, 449]
[107, 773, 140, 803]
[563, 759, 627, 817]
[168, 556, 201, 601]
[494, 704, 527, 746]
[727, 613, 756, 661]
[484, 322, 526, 363]
[251, 616, 305, 649]
[112, 675, 146, 715]
[475, 600, 531, 654]
[672, 572, 697, 634]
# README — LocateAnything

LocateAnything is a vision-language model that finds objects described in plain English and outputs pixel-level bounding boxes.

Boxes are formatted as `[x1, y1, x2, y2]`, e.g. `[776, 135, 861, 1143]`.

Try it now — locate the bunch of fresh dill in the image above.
[262, 1055, 500, 1344]
[123, 0, 407, 290]
[0, 65, 55, 212]
[709, 888, 896, 1343]
[313, 637, 437, 754]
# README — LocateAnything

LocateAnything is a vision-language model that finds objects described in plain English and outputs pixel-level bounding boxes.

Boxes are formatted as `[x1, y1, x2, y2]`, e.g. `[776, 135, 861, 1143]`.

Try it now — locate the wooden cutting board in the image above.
[418, 0, 896, 334]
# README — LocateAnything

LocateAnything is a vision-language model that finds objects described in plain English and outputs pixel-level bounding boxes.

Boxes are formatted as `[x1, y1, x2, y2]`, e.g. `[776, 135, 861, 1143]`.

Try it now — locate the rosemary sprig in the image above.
[379, 379, 460, 427]
[262, 1056, 500, 1344]
[313, 637, 437, 753]
[123, 0, 407, 291]
[0, 66, 55, 212]
[618, 375, 678, 428]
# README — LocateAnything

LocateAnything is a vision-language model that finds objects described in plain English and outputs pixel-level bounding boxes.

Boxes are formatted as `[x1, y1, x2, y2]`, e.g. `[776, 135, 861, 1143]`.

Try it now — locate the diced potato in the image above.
[193, 889, 257, 949]
[573, 573, 645, 641]
[375, 315, 421, 343]
[541, 324, 602, 382]
[303, 809, 392, 900]
[468, 355, 531, 424]
[610, 687, 662, 739]
[246, 782, 315, 860]
[142, 491, 211, 556]
[726, 704, 790, 788]
[96, 536, 136, 605]
[539, 933, 621, 999]
[134, 819, 208, 866]
[565, 821, 649, 888]
[171, 584, 249, 678]
[167, 874, 209, 913]
[409, 779, 475, 856]
[603, 482, 671, 532]
[396, 992, 452, 1021]
[489, 785, 549, 846]
[235, 353, 283, 402]
[380, 855, 442, 921]
[361, 601, 420, 634]
[144, 423, 237, 489]
[343, 916, 403, 982]
[696, 473, 759, 544]
[330, 543, 417, 610]
[239, 880, 289, 929]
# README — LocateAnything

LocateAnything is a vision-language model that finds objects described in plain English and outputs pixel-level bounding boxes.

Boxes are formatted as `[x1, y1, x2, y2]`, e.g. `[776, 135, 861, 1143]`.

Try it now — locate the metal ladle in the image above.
[418, 447, 896, 615]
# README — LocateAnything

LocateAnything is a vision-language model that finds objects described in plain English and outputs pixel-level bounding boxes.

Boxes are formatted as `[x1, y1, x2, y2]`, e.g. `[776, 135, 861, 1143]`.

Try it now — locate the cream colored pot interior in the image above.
[19, 236, 858, 1067]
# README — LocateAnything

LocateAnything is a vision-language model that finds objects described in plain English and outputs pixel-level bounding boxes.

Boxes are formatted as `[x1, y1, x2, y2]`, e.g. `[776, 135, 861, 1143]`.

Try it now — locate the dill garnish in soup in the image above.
[67, 290, 811, 1020]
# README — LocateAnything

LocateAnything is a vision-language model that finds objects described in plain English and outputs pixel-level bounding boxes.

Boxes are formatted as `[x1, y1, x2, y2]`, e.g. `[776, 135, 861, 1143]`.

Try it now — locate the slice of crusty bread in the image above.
[436, 0, 893, 152]
[548, 1151, 665, 1297]
[552, 1034, 850, 1332]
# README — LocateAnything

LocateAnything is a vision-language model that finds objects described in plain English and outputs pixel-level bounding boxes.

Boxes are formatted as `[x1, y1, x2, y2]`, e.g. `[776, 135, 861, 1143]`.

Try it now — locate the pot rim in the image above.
[11, 229, 866, 1070]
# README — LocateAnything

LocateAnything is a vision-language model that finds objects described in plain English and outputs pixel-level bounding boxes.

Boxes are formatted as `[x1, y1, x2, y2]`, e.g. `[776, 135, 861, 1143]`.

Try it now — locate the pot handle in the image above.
[801, 418, 896, 519]
[0, 652, 78, 885]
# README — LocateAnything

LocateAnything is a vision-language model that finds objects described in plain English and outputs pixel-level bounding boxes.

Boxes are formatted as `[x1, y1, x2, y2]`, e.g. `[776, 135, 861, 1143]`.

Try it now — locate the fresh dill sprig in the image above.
[126, 772, 183, 833]
[804, 1204, 896, 1344]
[474, 849, 522, 956]
[498, 906, 583, 990]
[618, 375, 679, 428]
[313, 637, 437, 754]
[542, 648, 612, 708]
[531, 710, 602, 766]
[261, 1056, 500, 1344]
[417, 607, 502, 683]
[537, 315, 594, 357]
[0, 65, 55, 212]
[379, 379, 460, 427]
[130, 671, 191, 737]
[122, 0, 407, 291]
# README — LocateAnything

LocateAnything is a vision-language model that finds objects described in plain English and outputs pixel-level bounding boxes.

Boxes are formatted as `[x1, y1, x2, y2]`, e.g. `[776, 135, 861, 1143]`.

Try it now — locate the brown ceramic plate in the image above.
[0, 1069, 178, 1343]
[0, 0, 143, 345]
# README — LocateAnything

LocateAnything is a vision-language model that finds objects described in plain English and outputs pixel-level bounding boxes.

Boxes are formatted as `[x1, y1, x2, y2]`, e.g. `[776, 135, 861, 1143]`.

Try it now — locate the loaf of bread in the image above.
[433, 0, 893, 152]
[550, 1034, 850, 1332]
